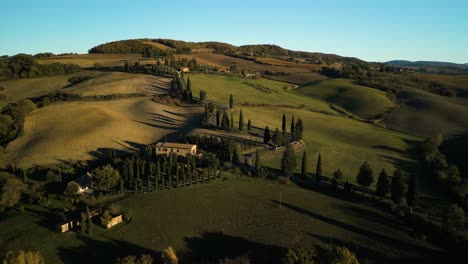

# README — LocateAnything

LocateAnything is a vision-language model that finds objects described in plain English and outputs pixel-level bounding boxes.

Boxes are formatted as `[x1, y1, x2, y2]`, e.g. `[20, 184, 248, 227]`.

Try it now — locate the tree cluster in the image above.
[0, 54, 80, 80]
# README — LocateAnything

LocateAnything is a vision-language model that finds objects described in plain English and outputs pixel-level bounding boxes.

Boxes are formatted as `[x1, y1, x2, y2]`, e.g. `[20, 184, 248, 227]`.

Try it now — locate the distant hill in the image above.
[385, 60, 468, 68]
[88, 38, 367, 66]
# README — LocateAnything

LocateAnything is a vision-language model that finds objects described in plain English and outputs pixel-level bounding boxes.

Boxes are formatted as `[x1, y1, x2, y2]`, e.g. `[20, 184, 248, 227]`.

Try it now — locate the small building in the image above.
[155, 142, 197, 157]
[67, 172, 92, 194]
[106, 215, 123, 229]
[181, 67, 190, 73]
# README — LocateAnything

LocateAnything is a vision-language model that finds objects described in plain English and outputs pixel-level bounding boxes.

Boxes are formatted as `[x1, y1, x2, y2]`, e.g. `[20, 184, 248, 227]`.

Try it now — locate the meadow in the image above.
[4, 98, 202, 167]
[296, 78, 395, 118]
[0, 175, 440, 264]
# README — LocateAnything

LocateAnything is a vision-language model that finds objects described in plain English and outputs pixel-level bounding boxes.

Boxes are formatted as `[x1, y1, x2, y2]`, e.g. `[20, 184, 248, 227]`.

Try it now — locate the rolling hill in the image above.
[295, 79, 395, 119]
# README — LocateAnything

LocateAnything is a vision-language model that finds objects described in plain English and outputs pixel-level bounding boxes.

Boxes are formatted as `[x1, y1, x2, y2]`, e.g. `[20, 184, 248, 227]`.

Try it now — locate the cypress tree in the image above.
[255, 149, 261, 172]
[230, 112, 234, 129]
[135, 179, 138, 194]
[294, 118, 304, 141]
[263, 126, 271, 144]
[376, 169, 389, 197]
[186, 77, 192, 94]
[407, 173, 417, 214]
[290, 115, 295, 137]
[282, 113, 286, 134]
[239, 109, 244, 131]
[301, 152, 308, 178]
[221, 111, 230, 129]
[391, 169, 404, 206]
[356, 161, 374, 188]
[229, 94, 234, 109]
[175, 165, 179, 188]
[119, 177, 124, 194]
[128, 160, 134, 183]
[22, 169, 28, 183]
[216, 108, 220, 127]
[156, 160, 161, 189]
[281, 144, 297, 178]
[316, 153, 322, 183]
[86, 206, 93, 234]
[247, 119, 252, 131]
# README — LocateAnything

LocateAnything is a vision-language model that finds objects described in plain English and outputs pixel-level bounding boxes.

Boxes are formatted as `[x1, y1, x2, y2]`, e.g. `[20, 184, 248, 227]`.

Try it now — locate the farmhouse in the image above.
[180, 67, 190, 73]
[66, 172, 93, 194]
[155, 142, 197, 157]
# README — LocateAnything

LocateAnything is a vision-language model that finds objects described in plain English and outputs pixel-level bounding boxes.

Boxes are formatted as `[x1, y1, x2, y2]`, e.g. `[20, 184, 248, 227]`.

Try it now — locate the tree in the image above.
[282, 113, 286, 134]
[199, 90, 206, 103]
[229, 94, 234, 109]
[247, 119, 252, 131]
[216, 108, 220, 127]
[290, 115, 295, 137]
[281, 144, 297, 178]
[390, 169, 404, 205]
[444, 204, 465, 232]
[86, 206, 93, 234]
[186, 77, 192, 94]
[263, 126, 271, 144]
[119, 177, 124, 194]
[92, 165, 121, 190]
[22, 169, 28, 183]
[0, 172, 24, 213]
[293, 118, 304, 141]
[356, 162, 373, 188]
[282, 246, 315, 264]
[315, 154, 322, 184]
[272, 128, 284, 147]
[161, 246, 178, 264]
[230, 112, 234, 129]
[2, 250, 45, 264]
[239, 109, 244, 131]
[255, 149, 261, 173]
[221, 111, 230, 129]
[332, 169, 343, 192]
[376, 169, 390, 197]
[406, 173, 417, 214]
[301, 152, 308, 178]
[328, 246, 359, 264]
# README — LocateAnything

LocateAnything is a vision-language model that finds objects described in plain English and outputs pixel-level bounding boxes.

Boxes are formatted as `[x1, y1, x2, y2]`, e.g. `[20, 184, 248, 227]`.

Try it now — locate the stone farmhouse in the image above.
[155, 142, 197, 157]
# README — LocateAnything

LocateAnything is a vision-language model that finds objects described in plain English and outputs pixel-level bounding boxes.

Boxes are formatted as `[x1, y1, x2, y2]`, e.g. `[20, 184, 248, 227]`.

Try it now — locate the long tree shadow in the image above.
[182, 232, 285, 264]
[57, 235, 159, 264]
[307, 232, 443, 264]
[270, 200, 437, 258]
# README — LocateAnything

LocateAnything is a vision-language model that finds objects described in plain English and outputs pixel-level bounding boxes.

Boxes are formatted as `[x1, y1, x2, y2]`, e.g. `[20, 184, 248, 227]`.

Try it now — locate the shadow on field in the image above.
[271, 200, 436, 258]
[182, 232, 285, 264]
[372, 138, 420, 174]
[57, 236, 158, 264]
[307, 233, 441, 264]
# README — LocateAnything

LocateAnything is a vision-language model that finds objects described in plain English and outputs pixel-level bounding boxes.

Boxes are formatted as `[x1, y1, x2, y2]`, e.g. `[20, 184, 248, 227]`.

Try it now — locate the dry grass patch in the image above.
[4, 98, 203, 167]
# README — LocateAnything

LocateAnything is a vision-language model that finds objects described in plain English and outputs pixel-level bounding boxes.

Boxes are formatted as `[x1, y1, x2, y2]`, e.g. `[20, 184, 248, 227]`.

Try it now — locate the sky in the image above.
[1, 0, 467, 63]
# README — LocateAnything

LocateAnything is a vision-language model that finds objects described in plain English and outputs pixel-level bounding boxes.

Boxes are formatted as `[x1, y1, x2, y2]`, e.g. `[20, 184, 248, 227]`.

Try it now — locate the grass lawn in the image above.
[296, 78, 395, 118]
[0, 174, 440, 263]
[188, 73, 333, 113]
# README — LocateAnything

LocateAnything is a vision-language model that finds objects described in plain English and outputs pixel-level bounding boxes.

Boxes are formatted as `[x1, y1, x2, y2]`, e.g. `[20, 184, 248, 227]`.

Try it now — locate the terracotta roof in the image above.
[155, 142, 196, 149]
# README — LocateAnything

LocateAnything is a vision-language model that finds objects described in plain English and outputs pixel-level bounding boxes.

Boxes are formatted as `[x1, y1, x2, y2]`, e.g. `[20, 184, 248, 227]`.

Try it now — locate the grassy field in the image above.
[296, 79, 395, 118]
[65, 72, 171, 97]
[4, 98, 203, 167]
[0, 71, 170, 107]
[36, 54, 144, 68]
[385, 88, 468, 138]
[188, 73, 333, 113]
[0, 175, 440, 264]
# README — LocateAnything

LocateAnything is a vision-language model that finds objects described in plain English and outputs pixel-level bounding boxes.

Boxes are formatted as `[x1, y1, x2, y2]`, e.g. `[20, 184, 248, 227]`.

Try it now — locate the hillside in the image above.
[295, 78, 394, 119]
[4, 98, 202, 167]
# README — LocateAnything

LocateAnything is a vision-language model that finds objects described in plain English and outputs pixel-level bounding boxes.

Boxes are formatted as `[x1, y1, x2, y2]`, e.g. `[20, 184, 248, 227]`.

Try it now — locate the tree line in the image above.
[0, 54, 80, 80]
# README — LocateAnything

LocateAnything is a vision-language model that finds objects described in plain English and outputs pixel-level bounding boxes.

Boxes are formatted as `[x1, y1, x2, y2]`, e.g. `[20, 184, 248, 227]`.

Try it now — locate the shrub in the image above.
[282, 247, 316, 264]
[161, 247, 178, 264]
[328, 246, 359, 264]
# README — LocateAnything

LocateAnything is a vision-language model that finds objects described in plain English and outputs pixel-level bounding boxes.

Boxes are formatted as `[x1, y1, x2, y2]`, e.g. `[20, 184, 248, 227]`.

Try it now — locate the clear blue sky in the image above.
[1, 0, 467, 63]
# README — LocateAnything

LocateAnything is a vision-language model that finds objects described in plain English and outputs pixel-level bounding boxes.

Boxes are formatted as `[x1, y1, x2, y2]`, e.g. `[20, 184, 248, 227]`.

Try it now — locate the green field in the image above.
[188, 74, 419, 180]
[0, 175, 440, 264]
[296, 79, 395, 118]
[188, 73, 333, 113]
